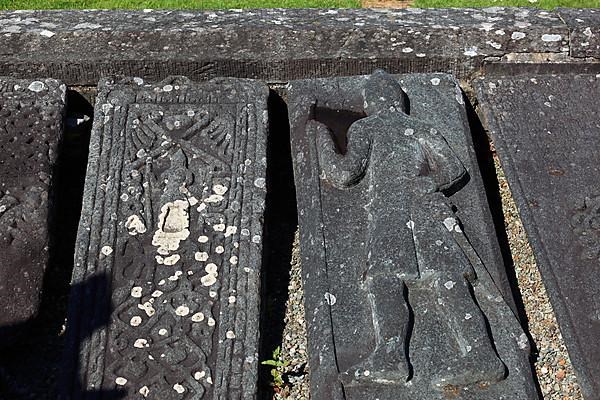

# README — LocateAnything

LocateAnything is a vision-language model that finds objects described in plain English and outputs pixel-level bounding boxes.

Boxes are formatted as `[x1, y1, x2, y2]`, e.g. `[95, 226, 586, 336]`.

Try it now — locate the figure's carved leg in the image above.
[415, 193, 505, 388]
[344, 191, 416, 383]
[343, 273, 410, 383]
[429, 276, 506, 388]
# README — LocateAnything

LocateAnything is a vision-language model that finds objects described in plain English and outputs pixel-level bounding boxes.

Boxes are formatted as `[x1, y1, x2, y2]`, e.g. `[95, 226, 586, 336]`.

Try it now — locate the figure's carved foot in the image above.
[431, 344, 506, 389]
[343, 338, 410, 384]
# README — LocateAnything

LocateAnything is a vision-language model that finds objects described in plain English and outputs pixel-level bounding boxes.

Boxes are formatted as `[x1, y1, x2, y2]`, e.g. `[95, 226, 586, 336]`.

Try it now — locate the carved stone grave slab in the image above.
[0, 78, 65, 344]
[289, 71, 537, 399]
[63, 77, 268, 399]
[477, 74, 600, 399]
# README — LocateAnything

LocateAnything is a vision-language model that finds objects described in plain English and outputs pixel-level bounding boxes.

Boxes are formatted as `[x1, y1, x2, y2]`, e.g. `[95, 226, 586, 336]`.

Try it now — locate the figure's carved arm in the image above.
[418, 124, 467, 193]
[310, 119, 371, 189]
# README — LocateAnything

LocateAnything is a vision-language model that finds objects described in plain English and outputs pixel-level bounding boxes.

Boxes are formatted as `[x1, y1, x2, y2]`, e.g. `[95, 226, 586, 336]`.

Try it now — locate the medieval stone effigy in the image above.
[477, 73, 600, 400]
[289, 70, 538, 399]
[0, 78, 65, 344]
[63, 76, 268, 399]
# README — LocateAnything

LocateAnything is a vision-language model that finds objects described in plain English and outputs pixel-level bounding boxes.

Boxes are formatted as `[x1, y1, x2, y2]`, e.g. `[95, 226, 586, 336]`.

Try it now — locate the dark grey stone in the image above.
[289, 70, 537, 399]
[0, 77, 65, 344]
[0, 8, 569, 85]
[63, 76, 268, 399]
[558, 8, 600, 59]
[476, 73, 600, 400]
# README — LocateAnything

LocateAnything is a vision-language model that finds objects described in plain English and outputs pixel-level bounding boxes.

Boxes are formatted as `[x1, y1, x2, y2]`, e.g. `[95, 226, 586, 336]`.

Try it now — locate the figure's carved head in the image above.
[362, 69, 409, 116]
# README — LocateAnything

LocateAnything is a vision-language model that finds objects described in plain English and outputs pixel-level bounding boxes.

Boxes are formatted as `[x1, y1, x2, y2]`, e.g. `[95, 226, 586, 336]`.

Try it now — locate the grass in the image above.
[413, 0, 599, 7]
[0, 0, 361, 9]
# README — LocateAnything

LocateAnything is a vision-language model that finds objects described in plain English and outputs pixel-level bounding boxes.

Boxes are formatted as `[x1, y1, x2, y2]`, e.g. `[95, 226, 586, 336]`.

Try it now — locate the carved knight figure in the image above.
[313, 70, 506, 388]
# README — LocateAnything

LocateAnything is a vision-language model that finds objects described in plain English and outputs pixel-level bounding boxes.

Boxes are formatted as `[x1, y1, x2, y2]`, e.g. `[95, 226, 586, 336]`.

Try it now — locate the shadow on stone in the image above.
[258, 89, 298, 400]
[0, 88, 92, 400]
[466, 95, 542, 397]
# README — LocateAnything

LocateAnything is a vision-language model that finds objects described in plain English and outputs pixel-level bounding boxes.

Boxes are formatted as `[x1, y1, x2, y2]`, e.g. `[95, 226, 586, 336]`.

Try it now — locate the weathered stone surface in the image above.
[558, 9, 600, 59]
[289, 71, 537, 399]
[477, 74, 600, 400]
[0, 8, 569, 84]
[0, 78, 65, 344]
[63, 77, 268, 399]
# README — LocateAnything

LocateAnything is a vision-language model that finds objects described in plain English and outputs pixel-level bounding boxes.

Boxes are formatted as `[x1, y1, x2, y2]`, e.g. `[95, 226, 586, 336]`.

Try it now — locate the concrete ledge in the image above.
[0, 7, 592, 84]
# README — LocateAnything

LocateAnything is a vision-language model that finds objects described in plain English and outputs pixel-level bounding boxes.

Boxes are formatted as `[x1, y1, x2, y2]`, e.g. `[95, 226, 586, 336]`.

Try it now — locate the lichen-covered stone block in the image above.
[63, 77, 268, 399]
[0, 78, 65, 344]
[477, 73, 600, 400]
[289, 71, 537, 400]
[558, 9, 600, 59]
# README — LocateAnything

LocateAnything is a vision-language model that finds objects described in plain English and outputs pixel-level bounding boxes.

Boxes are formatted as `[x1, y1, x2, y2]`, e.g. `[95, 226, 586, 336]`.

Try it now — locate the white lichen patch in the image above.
[130, 286, 143, 298]
[125, 215, 147, 235]
[151, 290, 163, 297]
[226, 330, 236, 339]
[204, 194, 224, 203]
[27, 81, 46, 93]
[541, 33, 562, 42]
[201, 274, 217, 287]
[101, 245, 113, 256]
[194, 371, 206, 380]
[207, 317, 216, 327]
[139, 386, 150, 397]
[443, 217, 457, 232]
[39, 29, 55, 37]
[444, 280, 456, 290]
[175, 305, 190, 316]
[198, 235, 209, 243]
[191, 312, 205, 322]
[173, 383, 185, 394]
[224, 226, 238, 237]
[430, 78, 441, 86]
[254, 178, 266, 189]
[115, 377, 128, 386]
[465, 313, 473, 320]
[152, 200, 190, 254]
[201, 263, 219, 286]
[324, 292, 337, 306]
[517, 333, 529, 350]
[159, 328, 168, 336]
[195, 251, 209, 262]
[130, 316, 142, 326]
[228, 296, 236, 304]
[463, 46, 478, 57]
[229, 256, 238, 265]
[511, 31, 526, 40]
[162, 254, 181, 266]
[215, 245, 224, 254]
[252, 235, 261, 244]
[213, 223, 226, 232]
[138, 301, 156, 317]
[404, 128, 414, 136]
[406, 220, 415, 230]
[213, 184, 228, 195]
[134, 338, 148, 348]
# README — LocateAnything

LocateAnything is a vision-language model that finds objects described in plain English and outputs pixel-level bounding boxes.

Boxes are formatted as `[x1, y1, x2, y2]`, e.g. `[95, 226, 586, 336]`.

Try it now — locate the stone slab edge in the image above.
[475, 78, 595, 399]
[0, 7, 592, 85]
